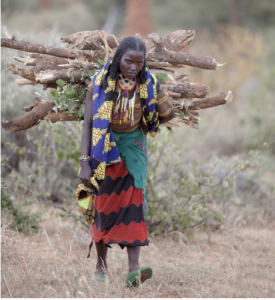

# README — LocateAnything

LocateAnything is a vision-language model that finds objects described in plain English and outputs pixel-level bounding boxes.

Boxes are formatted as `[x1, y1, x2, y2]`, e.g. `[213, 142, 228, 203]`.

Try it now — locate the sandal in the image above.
[126, 266, 153, 287]
[94, 270, 107, 282]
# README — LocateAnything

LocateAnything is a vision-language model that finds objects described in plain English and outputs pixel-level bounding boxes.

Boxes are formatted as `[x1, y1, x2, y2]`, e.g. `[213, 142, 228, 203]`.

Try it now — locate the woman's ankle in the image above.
[96, 261, 108, 274]
[129, 264, 139, 273]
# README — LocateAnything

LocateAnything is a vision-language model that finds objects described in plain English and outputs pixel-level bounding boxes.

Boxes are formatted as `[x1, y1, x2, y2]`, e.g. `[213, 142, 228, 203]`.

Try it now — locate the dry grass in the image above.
[1, 212, 275, 298]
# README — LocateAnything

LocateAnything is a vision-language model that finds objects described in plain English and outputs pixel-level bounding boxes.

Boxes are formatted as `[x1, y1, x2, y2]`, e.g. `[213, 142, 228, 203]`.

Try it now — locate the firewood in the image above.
[35, 69, 83, 84]
[16, 79, 37, 87]
[5, 62, 36, 82]
[1, 29, 232, 132]
[162, 30, 196, 51]
[61, 30, 120, 50]
[163, 82, 209, 98]
[147, 33, 220, 70]
[1, 37, 103, 62]
[180, 91, 233, 111]
[1, 98, 55, 132]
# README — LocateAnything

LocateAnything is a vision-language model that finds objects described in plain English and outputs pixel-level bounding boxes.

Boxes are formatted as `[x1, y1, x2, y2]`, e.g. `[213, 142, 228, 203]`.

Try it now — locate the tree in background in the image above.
[121, 0, 154, 38]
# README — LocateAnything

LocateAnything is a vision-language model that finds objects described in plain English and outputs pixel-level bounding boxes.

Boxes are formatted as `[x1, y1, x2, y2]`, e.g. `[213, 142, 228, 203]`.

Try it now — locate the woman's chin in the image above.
[126, 73, 137, 80]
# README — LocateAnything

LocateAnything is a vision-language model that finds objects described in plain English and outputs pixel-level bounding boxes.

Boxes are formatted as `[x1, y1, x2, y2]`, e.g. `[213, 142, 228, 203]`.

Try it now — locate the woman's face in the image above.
[119, 50, 145, 80]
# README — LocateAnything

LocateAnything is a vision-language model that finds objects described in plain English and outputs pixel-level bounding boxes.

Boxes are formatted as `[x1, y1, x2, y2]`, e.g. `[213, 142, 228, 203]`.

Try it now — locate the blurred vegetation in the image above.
[1, 0, 275, 233]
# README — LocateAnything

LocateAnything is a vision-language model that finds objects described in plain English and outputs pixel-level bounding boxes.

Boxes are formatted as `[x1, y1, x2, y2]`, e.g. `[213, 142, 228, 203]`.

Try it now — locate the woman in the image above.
[76, 36, 175, 286]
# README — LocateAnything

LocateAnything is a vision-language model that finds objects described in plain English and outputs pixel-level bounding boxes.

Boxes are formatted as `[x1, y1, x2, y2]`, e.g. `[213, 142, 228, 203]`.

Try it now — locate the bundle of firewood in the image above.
[1, 28, 232, 132]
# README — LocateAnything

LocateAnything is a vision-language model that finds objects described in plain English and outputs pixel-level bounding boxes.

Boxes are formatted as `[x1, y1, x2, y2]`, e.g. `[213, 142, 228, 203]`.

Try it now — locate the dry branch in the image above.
[36, 69, 82, 84]
[162, 30, 196, 51]
[1, 29, 232, 132]
[1, 37, 101, 62]
[1, 91, 232, 132]
[163, 82, 209, 98]
[147, 50, 218, 70]
[181, 91, 233, 110]
[61, 30, 120, 50]
[1, 98, 55, 132]
[6, 62, 36, 81]
[46, 112, 78, 123]
[16, 79, 37, 87]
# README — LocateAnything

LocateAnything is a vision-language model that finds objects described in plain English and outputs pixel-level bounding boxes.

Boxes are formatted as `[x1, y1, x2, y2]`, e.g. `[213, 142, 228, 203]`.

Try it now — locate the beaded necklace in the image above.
[113, 74, 136, 125]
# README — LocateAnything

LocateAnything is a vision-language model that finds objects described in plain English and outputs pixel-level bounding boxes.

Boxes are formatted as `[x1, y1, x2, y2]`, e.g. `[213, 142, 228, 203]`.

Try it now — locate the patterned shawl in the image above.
[75, 60, 159, 224]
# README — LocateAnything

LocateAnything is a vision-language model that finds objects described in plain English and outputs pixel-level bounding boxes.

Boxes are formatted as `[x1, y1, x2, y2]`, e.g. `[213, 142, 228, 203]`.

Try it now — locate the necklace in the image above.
[113, 74, 136, 125]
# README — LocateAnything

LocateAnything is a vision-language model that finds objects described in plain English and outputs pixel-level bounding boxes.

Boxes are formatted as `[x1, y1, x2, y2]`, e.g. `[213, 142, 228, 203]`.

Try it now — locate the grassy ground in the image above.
[1, 212, 275, 298]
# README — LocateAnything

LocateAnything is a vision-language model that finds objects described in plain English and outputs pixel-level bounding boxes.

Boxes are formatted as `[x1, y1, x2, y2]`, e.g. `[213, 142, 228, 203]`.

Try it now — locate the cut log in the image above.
[147, 50, 218, 70]
[180, 91, 233, 110]
[146, 61, 183, 69]
[1, 29, 232, 132]
[45, 112, 78, 123]
[167, 91, 182, 98]
[5, 63, 36, 81]
[61, 31, 120, 50]
[35, 69, 82, 84]
[1, 98, 55, 132]
[163, 82, 209, 98]
[160, 116, 199, 129]
[16, 79, 37, 87]
[162, 30, 196, 51]
[1, 37, 100, 62]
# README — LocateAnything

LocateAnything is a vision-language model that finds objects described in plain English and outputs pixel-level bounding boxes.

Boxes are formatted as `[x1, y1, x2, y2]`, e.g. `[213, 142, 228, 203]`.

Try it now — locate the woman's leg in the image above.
[95, 240, 108, 274]
[127, 246, 140, 273]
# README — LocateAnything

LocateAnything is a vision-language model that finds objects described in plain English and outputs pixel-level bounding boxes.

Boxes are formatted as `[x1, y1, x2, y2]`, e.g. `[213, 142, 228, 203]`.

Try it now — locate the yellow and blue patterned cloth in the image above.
[75, 60, 159, 224]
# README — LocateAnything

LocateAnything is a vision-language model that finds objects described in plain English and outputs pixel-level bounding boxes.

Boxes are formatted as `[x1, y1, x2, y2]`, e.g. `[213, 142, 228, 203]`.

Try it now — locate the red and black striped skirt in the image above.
[92, 158, 149, 248]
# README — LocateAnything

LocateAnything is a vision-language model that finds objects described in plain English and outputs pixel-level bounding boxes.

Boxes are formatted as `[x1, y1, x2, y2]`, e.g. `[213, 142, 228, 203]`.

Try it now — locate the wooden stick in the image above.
[181, 91, 233, 110]
[1, 98, 55, 132]
[5, 62, 36, 81]
[1, 37, 97, 61]
[16, 78, 37, 87]
[167, 91, 182, 98]
[45, 112, 78, 123]
[163, 82, 209, 98]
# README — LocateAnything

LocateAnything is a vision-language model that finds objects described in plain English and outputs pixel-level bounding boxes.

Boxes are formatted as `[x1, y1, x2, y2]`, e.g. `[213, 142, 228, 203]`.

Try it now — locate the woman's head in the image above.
[109, 36, 147, 83]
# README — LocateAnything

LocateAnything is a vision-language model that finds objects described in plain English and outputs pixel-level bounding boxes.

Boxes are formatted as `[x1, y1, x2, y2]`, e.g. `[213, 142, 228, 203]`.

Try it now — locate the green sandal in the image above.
[94, 270, 108, 282]
[126, 266, 153, 287]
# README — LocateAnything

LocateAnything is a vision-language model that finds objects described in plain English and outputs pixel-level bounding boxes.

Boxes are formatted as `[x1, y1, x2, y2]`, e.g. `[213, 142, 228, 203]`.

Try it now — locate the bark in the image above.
[16, 79, 37, 87]
[148, 33, 165, 52]
[45, 112, 78, 123]
[1, 98, 55, 132]
[167, 91, 182, 98]
[163, 82, 209, 98]
[14, 54, 70, 71]
[147, 50, 218, 70]
[180, 91, 233, 110]
[0, 91, 232, 132]
[146, 61, 182, 69]
[5, 63, 36, 81]
[61, 31, 120, 50]
[1, 38, 97, 61]
[36, 69, 82, 84]
[162, 30, 196, 51]
[160, 117, 199, 129]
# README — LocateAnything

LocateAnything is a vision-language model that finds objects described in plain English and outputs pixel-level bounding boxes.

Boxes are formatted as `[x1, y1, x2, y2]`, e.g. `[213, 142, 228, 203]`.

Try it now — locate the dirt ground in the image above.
[1, 217, 275, 298]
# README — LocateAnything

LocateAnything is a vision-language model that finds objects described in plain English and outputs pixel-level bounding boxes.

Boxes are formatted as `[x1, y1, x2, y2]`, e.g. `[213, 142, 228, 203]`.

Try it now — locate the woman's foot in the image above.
[126, 266, 153, 287]
[96, 260, 108, 275]
[129, 264, 139, 273]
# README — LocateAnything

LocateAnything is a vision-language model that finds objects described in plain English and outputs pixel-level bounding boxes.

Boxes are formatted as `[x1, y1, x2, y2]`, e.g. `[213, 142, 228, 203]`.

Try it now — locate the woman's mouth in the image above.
[127, 72, 136, 77]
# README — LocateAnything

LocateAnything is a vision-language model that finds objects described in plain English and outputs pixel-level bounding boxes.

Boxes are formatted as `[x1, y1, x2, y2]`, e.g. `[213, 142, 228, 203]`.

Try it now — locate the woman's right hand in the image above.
[79, 161, 93, 189]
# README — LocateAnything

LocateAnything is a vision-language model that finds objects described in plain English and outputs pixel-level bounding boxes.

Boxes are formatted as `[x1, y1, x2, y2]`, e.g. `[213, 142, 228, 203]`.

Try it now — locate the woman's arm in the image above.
[157, 83, 176, 124]
[79, 88, 94, 189]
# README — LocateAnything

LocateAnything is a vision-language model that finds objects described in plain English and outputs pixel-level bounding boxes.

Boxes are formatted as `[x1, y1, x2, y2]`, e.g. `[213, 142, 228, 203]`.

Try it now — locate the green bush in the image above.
[1, 185, 41, 233]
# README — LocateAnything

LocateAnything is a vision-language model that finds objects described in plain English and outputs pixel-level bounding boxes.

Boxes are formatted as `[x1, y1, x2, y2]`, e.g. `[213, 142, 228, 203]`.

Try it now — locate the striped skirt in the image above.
[92, 158, 149, 248]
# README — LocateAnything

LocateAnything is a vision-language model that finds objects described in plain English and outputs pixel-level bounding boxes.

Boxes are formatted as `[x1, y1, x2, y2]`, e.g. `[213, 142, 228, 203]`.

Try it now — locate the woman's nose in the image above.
[129, 64, 136, 71]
